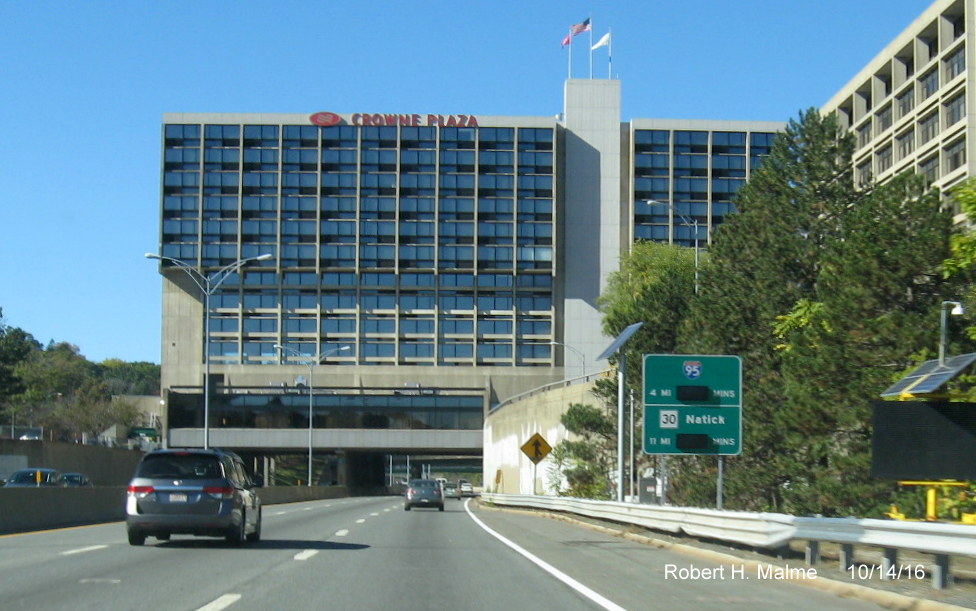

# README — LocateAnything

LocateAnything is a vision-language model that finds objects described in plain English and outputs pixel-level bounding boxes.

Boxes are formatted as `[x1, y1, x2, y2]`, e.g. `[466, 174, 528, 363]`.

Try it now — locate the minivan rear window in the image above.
[137, 454, 223, 479]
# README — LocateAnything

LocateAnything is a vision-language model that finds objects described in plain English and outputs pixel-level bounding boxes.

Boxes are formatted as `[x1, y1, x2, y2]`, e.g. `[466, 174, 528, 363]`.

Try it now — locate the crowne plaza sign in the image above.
[310, 111, 479, 128]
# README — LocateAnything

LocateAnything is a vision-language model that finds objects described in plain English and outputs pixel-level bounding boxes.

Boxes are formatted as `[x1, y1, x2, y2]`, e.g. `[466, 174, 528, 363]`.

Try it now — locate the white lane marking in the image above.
[462, 499, 626, 611]
[335, 529, 349, 537]
[370, 512, 379, 516]
[303, 507, 312, 511]
[274, 511, 287, 515]
[196, 593, 241, 611]
[294, 549, 318, 561]
[61, 545, 107, 556]
[79, 578, 121, 584]
[355, 519, 366, 524]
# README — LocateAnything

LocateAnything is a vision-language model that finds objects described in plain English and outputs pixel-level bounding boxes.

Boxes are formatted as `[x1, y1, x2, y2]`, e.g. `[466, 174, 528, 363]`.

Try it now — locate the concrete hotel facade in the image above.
[154, 79, 782, 475]
[822, 0, 974, 199]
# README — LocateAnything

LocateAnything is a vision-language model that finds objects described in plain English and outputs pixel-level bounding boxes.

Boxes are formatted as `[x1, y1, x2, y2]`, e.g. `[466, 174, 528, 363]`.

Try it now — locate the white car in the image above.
[459, 481, 474, 496]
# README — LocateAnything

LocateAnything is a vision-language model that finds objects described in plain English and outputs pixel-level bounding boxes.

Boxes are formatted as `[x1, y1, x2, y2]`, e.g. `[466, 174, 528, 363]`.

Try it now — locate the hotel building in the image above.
[153, 79, 781, 482]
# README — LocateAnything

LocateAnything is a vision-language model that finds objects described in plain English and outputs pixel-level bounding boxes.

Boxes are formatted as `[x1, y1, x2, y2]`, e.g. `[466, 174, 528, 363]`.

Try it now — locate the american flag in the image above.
[561, 18, 591, 46]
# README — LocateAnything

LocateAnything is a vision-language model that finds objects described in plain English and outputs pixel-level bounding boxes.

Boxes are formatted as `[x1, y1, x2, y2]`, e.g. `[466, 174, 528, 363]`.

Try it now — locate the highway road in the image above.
[0, 496, 894, 610]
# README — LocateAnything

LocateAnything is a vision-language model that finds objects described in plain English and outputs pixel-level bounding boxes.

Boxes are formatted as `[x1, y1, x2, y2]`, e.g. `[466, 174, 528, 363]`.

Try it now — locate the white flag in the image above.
[591, 31, 611, 50]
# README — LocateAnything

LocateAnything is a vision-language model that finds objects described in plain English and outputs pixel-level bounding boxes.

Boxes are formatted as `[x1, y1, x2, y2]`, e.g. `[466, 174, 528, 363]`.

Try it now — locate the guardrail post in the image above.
[804, 540, 819, 565]
[881, 548, 897, 580]
[839, 543, 854, 571]
[932, 554, 951, 590]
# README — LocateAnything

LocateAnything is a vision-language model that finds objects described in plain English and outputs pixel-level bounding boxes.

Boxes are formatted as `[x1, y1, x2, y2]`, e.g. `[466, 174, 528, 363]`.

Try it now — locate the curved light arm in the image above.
[274, 344, 350, 365]
[145, 252, 272, 295]
[549, 340, 585, 375]
[144, 253, 207, 294]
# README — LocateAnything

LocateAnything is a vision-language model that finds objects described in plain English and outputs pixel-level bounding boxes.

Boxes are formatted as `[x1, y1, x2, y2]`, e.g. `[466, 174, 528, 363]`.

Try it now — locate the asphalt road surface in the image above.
[0, 496, 930, 610]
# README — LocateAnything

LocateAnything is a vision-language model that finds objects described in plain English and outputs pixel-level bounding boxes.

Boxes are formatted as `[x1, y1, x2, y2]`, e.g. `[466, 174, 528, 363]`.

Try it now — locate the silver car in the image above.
[125, 448, 262, 546]
[404, 478, 444, 511]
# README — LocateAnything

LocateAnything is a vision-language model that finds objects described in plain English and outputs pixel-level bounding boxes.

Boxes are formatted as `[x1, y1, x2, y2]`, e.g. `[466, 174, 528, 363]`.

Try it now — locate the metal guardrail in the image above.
[481, 493, 976, 589]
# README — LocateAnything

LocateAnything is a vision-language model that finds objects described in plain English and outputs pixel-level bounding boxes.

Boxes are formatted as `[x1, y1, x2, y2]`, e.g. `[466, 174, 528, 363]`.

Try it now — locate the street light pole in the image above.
[939, 300, 965, 366]
[549, 340, 586, 378]
[274, 344, 350, 486]
[145, 252, 272, 449]
[645, 200, 702, 294]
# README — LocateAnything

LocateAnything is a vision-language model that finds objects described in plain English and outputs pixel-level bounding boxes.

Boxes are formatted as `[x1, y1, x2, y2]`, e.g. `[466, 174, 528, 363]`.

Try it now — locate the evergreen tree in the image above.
[671, 109, 955, 515]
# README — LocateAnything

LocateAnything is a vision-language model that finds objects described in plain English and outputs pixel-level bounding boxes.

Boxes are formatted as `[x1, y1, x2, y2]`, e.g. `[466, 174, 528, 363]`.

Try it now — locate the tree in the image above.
[669, 109, 955, 515]
[0, 309, 41, 427]
[99, 359, 161, 396]
[599, 240, 696, 356]
[553, 393, 618, 499]
[771, 172, 952, 515]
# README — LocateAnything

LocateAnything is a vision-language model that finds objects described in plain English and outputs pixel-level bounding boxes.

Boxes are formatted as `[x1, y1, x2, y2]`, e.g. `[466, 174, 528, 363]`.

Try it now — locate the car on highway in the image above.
[443, 483, 461, 500]
[404, 478, 444, 511]
[61, 472, 93, 487]
[125, 448, 262, 546]
[4, 468, 63, 487]
[459, 480, 475, 496]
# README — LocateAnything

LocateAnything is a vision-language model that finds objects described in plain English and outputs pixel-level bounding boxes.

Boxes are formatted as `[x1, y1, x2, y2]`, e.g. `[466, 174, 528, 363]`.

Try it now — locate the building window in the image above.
[876, 105, 892, 135]
[945, 94, 966, 128]
[897, 90, 915, 118]
[945, 138, 966, 173]
[877, 146, 892, 173]
[919, 155, 939, 183]
[857, 122, 872, 148]
[856, 159, 873, 185]
[945, 46, 966, 81]
[897, 129, 915, 160]
[919, 112, 939, 145]
[920, 69, 939, 101]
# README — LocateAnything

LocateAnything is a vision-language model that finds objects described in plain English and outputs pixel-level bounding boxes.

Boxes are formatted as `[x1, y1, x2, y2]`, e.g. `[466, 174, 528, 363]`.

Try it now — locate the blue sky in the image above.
[1, 1, 928, 364]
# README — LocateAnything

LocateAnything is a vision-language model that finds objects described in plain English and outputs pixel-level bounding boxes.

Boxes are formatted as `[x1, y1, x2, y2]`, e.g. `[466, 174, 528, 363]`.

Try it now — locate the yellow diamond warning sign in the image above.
[521, 433, 552, 464]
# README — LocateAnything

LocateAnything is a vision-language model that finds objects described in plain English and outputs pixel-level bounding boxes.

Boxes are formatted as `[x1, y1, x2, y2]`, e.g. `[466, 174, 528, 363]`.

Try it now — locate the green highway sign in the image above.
[643, 354, 742, 455]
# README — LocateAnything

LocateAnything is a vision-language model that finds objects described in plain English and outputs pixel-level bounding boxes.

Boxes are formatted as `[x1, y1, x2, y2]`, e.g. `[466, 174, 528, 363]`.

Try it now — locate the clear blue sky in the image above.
[0, 1, 928, 364]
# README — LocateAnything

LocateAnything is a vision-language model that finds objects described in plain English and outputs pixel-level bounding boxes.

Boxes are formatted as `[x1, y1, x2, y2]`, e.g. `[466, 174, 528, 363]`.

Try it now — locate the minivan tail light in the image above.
[128, 485, 154, 497]
[203, 486, 234, 499]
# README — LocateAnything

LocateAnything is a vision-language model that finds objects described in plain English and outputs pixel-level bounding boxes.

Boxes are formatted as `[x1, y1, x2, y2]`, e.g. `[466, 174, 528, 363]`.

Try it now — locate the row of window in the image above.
[165, 195, 553, 221]
[859, 89, 965, 148]
[203, 291, 554, 311]
[168, 390, 484, 430]
[165, 124, 554, 152]
[210, 316, 552, 336]
[634, 130, 776, 155]
[857, 136, 966, 184]
[166, 147, 555, 175]
[205, 339, 559, 360]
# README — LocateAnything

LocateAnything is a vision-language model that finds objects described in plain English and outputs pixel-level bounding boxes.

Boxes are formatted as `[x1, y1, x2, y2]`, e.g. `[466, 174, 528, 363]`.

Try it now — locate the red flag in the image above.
[561, 18, 591, 46]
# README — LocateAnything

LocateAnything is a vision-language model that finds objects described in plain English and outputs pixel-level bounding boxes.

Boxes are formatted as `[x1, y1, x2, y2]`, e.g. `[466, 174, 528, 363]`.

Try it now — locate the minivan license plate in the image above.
[169, 493, 187, 502]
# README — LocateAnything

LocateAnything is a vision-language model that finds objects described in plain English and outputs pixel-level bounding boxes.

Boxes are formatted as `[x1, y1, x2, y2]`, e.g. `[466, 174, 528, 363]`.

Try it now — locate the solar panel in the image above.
[597, 322, 644, 361]
[880, 353, 976, 399]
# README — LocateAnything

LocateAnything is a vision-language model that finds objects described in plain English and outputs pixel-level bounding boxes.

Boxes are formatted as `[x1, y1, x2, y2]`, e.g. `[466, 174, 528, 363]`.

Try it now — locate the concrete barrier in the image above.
[0, 485, 365, 535]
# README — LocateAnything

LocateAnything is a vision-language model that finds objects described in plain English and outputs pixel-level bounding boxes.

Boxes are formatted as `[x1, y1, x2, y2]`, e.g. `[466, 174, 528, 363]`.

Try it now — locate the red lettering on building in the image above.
[348, 113, 479, 127]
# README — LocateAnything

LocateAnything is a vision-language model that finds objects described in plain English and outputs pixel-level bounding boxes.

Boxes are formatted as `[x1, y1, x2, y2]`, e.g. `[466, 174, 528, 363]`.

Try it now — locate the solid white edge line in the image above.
[61, 545, 108, 556]
[196, 593, 241, 611]
[462, 499, 626, 611]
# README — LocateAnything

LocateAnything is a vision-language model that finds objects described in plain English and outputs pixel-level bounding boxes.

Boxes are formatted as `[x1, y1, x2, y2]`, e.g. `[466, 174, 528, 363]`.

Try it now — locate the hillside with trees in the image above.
[0, 308, 159, 442]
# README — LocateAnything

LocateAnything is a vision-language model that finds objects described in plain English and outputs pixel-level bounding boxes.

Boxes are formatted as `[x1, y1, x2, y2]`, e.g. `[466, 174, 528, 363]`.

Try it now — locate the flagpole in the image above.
[567, 27, 572, 79]
[588, 18, 594, 79]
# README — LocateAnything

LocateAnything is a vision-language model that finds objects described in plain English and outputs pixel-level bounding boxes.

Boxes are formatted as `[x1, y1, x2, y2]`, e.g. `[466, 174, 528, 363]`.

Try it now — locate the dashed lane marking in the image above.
[61, 545, 108, 556]
[196, 593, 241, 611]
